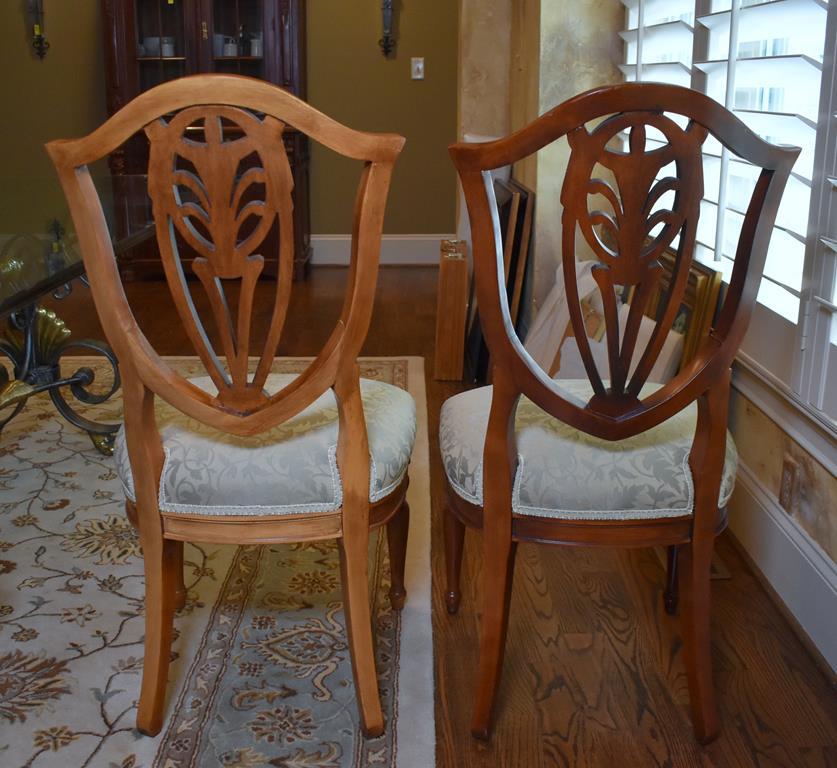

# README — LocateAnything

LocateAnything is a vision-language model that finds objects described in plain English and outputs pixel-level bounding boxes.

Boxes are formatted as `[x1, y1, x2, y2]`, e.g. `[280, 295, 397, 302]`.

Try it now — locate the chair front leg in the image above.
[444, 507, 465, 614]
[339, 527, 385, 737]
[679, 374, 727, 743]
[470, 536, 517, 740]
[679, 537, 718, 743]
[136, 532, 180, 736]
[386, 501, 410, 611]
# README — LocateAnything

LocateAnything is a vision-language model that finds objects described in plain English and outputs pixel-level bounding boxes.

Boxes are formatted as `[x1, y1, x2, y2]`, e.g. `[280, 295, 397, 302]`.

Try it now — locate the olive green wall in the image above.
[0, 0, 107, 232]
[307, 1, 458, 234]
[0, 3, 457, 236]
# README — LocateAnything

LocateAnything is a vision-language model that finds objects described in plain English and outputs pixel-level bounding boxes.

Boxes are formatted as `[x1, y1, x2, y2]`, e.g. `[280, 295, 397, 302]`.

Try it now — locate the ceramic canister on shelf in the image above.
[142, 36, 160, 55]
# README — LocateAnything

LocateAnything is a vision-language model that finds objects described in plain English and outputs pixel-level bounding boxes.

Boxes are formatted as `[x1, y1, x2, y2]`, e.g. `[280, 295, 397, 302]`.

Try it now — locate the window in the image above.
[621, 0, 837, 428]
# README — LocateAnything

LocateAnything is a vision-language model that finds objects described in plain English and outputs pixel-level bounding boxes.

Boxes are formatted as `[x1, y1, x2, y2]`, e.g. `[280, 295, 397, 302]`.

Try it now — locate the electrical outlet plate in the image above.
[779, 454, 798, 512]
[411, 57, 425, 80]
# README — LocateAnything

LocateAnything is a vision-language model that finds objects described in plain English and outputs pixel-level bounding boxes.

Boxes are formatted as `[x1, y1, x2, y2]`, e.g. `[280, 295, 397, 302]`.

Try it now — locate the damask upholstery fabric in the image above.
[115, 374, 416, 516]
[440, 380, 738, 520]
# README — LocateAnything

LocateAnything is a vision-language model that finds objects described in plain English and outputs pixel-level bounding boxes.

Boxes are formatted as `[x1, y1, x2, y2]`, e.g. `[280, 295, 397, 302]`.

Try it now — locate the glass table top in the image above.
[0, 175, 154, 317]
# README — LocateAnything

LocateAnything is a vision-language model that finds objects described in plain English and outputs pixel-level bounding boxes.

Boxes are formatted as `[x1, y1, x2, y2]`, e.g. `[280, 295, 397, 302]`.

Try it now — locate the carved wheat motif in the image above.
[561, 111, 707, 402]
[146, 106, 295, 410]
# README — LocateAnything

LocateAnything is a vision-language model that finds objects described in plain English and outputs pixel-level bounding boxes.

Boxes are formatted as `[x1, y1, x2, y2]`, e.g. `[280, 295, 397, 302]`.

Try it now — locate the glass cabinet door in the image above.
[210, 0, 266, 80]
[134, 0, 190, 91]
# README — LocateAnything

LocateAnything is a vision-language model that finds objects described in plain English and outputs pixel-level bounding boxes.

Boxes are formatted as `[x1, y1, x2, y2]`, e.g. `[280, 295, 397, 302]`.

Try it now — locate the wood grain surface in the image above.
[46, 265, 837, 766]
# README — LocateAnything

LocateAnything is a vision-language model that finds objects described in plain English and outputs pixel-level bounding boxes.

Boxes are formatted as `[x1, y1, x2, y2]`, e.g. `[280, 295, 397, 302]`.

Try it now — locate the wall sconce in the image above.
[26, 0, 50, 59]
[379, 0, 395, 57]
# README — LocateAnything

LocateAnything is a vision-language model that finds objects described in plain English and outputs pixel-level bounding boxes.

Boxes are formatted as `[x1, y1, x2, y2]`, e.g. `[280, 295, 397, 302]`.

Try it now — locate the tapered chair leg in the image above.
[664, 544, 679, 615]
[386, 501, 410, 611]
[136, 535, 179, 736]
[339, 530, 385, 737]
[172, 540, 187, 611]
[471, 538, 517, 740]
[444, 509, 465, 614]
[679, 539, 719, 744]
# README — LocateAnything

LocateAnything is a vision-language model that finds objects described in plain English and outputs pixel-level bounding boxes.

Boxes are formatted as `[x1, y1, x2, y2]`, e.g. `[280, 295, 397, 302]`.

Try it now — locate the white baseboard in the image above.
[310, 234, 454, 266]
[729, 461, 837, 674]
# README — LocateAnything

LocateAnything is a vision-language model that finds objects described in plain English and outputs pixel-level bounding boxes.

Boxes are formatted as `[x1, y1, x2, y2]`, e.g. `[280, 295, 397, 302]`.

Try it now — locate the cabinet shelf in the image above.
[103, 0, 310, 282]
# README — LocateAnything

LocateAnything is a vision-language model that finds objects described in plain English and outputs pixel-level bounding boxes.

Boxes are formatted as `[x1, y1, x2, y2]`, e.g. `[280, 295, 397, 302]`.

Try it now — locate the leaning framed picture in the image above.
[464, 178, 524, 383]
[637, 251, 723, 370]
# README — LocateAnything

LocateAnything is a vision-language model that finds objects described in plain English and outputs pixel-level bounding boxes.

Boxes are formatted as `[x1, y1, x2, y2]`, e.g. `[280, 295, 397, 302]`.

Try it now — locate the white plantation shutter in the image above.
[620, 0, 696, 85]
[622, 0, 837, 427]
[797, 1, 837, 422]
[694, 0, 827, 324]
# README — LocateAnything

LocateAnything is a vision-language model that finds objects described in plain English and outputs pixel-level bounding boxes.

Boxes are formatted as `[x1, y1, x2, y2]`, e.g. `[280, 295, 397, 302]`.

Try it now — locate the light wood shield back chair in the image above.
[444, 83, 798, 743]
[46, 74, 409, 738]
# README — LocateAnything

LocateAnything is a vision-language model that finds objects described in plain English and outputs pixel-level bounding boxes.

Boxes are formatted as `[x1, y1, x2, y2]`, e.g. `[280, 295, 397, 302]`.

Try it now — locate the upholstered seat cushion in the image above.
[115, 374, 416, 516]
[440, 380, 737, 520]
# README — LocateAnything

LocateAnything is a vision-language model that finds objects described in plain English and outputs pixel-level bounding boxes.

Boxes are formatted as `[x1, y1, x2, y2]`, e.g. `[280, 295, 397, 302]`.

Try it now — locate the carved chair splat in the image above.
[47, 74, 408, 738]
[444, 82, 798, 743]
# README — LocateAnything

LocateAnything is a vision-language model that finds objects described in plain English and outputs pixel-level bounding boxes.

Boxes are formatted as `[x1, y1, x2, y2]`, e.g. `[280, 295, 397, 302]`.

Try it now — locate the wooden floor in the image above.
[45, 266, 837, 767]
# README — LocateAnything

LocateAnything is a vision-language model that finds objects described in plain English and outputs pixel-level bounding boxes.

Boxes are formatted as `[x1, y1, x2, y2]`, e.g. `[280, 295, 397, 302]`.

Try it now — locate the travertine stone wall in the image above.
[510, 0, 541, 191]
[458, 0, 512, 140]
[456, 0, 623, 312]
[533, 0, 623, 308]
[729, 392, 836, 561]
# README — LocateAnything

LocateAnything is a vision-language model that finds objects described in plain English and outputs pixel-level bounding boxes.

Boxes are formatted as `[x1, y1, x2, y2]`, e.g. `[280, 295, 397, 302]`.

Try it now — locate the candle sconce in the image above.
[26, 0, 50, 59]
[379, 0, 395, 57]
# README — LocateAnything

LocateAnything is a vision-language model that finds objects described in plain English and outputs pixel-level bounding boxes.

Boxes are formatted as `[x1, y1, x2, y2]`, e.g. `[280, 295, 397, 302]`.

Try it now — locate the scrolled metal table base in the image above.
[0, 304, 121, 455]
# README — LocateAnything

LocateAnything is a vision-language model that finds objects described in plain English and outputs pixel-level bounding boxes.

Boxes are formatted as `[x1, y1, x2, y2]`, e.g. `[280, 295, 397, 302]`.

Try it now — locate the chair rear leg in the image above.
[471, 538, 517, 740]
[386, 501, 410, 610]
[664, 544, 679, 615]
[444, 509, 465, 614]
[339, 530, 385, 737]
[679, 539, 719, 743]
[136, 535, 179, 736]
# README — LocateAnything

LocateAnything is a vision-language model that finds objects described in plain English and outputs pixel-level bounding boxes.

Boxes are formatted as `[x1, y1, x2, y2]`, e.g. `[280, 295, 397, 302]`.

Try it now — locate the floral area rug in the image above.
[0, 357, 433, 768]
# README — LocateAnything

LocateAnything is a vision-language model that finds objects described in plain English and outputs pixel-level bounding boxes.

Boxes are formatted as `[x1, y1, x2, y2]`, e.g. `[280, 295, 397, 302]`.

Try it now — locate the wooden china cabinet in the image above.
[101, 0, 311, 280]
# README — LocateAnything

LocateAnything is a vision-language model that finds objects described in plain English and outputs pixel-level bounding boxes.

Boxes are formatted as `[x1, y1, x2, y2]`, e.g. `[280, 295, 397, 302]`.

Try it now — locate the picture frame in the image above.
[464, 178, 525, 383]
[506, 178, 535, 332]
[638, 251, 723, 370]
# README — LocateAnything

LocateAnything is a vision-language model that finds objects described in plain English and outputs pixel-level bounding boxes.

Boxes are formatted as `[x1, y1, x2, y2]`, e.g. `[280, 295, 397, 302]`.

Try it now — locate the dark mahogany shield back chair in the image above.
[444, 82, 798, 742]
[46, 74, 411, 738]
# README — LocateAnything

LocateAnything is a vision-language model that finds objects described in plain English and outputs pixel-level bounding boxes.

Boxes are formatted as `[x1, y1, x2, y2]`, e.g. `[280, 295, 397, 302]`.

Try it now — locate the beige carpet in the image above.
[0, 356, 432, 768]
